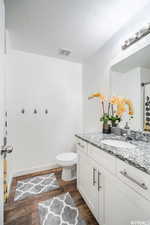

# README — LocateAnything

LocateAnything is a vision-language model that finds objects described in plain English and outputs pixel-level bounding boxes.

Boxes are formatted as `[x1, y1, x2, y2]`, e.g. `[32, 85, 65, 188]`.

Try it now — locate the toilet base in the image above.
[62, 165, 76, 181]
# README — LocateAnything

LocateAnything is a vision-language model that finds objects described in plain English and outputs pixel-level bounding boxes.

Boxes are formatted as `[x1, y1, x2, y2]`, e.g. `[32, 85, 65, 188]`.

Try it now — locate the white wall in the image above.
[6, 50, 82, 175]
[141, 68, 150, 84]
[83, 3, 150, 132]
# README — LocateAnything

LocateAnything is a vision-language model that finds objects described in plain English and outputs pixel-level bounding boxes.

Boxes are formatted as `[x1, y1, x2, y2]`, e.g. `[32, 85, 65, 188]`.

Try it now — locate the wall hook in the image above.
[21, 109, 25, 114]
[5, 121, 7, 127]
[34, 109, 37, 114]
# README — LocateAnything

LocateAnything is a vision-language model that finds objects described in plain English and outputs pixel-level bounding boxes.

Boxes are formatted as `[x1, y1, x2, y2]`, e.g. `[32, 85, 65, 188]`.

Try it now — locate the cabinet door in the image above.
[105, 174, 150, 225]
[77, 150, 89, 198]
[77, 150, 99, 222]
[98, 166, 105, 225]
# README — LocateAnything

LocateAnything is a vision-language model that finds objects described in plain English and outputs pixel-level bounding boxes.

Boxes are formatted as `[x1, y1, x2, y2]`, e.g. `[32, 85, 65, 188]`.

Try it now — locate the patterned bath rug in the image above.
[38, 192, 87, 225]
[14, 173, 59, 201]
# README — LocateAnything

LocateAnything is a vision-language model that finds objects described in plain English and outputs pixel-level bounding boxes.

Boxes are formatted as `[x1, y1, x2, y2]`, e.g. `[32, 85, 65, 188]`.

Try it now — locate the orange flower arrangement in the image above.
[88, 93, 134, 127]
[110, 96, 134, 117]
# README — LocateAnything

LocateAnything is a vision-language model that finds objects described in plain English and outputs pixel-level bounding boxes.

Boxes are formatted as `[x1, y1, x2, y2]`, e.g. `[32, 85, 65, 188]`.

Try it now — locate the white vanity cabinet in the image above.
[105, 173, 150, 225]
[77, 142, 105, 224]
[76, 137, 150, 225]
[77, 148, 99, 222]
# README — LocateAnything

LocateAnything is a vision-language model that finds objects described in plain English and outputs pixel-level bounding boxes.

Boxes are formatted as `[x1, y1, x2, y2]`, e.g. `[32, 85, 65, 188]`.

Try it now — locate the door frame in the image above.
[0, 0, 6, 224]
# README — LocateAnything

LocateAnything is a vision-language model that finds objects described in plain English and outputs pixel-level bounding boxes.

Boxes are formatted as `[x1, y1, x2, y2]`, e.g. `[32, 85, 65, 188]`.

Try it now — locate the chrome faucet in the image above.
[135, 132, 148, 142]
[122, 132, 133, 141]
[121, 130, 149, 142]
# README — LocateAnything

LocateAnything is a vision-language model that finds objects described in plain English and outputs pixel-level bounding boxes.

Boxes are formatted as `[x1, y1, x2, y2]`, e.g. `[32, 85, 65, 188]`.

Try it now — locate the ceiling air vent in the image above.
[58, 48, 71, 56]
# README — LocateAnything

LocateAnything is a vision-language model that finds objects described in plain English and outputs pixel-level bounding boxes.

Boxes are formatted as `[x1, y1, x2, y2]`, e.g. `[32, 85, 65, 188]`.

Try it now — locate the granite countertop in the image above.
[75, 132, 150, 175]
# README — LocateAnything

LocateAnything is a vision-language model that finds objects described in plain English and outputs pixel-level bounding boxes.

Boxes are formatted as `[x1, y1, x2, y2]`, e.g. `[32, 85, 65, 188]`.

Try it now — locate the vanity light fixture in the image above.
[122, 23, 150, 50]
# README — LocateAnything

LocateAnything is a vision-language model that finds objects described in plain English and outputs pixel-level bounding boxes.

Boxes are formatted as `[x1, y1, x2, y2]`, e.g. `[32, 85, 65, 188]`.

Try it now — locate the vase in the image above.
[111, 126, 121, 136]
[102, 123, 111, 134]
[112, 121, 118, 127]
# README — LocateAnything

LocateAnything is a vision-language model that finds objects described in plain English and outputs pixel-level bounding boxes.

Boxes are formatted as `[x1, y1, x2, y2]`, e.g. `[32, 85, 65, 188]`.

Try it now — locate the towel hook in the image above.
[34, 109, 37, 114]
[45, 109, 48, 114]
[21, 109, 25, 114]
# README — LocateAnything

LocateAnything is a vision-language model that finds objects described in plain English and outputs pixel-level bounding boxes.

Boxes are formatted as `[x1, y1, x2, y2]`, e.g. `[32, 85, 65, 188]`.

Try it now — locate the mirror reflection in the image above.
[110, 56, 150, 132]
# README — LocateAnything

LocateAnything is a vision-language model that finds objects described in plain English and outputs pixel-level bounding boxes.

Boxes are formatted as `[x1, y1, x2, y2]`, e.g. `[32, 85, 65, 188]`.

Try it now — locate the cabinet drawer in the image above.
[88, 144, 116, 175]
[117, 159, 150, 201]
[76, 137, 87, 153]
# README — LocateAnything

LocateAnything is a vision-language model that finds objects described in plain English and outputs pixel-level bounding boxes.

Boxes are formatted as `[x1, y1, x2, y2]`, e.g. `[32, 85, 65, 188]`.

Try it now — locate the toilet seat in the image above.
[56, 152, 77, 167]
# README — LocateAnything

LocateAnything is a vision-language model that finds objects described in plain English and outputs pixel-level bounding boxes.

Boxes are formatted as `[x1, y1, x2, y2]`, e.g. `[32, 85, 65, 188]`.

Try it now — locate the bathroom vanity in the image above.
[76, 133, 150, 225]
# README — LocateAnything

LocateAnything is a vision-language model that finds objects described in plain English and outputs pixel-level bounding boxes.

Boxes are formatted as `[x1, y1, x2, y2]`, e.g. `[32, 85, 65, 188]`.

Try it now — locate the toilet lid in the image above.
[56, 152, 77, 162]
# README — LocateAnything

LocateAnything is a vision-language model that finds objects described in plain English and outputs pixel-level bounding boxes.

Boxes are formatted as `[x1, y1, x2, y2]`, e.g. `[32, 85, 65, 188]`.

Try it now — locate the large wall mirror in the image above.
[110, 39, 150, 132]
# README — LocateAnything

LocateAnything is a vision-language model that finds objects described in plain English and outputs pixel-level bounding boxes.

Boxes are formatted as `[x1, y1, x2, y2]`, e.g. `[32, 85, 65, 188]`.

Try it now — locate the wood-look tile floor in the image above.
[4, 168, 99, 225]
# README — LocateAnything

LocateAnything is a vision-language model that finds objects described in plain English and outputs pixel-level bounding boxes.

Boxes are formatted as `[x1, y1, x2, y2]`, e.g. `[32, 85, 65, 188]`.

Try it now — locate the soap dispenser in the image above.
[124, 122, 130, 129]
[124, 122, 130, 135]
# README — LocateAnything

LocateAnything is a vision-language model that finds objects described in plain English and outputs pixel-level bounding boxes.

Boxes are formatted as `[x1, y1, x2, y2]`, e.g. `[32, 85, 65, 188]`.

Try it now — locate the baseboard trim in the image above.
[13, 163, 58, 177]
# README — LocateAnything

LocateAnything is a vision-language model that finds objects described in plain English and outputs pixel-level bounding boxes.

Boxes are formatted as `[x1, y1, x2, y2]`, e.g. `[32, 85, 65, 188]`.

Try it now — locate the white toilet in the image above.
[56, 152, 78, 181]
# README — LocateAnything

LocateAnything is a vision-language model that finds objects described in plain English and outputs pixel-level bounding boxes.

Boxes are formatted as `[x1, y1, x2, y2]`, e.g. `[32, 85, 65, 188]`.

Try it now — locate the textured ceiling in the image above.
[5, 0, 150, 62]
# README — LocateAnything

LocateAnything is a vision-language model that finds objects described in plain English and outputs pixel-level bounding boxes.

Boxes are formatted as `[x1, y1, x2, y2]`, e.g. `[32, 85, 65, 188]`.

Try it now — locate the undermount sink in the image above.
[101, 139, 136, 150]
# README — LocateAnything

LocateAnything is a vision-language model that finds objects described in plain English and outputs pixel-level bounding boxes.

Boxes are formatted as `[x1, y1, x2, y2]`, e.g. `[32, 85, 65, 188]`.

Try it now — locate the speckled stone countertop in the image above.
[75, 132, 150, 175]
